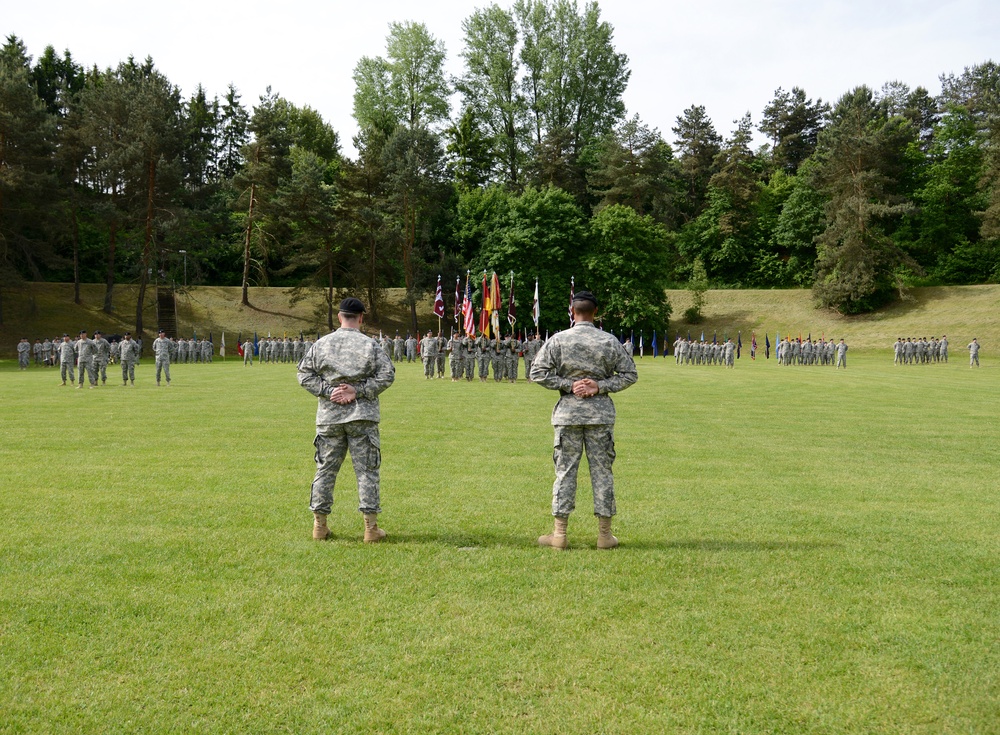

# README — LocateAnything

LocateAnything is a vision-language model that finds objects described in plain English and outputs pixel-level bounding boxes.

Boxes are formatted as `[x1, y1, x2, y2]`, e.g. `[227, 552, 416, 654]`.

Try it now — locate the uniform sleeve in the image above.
[597, 344, 638, 395]
[529, 341, 574, 393]
[297, 344, 331, 399]
[357, 342, 395, 401]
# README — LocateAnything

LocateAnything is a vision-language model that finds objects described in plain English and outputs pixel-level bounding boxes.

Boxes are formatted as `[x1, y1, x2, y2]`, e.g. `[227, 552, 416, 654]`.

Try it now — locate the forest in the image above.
[1, 0, 999, 337]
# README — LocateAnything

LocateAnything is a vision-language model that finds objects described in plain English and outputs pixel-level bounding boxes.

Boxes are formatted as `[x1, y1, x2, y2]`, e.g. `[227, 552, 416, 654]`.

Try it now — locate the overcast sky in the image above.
[5, 0, 998, 156]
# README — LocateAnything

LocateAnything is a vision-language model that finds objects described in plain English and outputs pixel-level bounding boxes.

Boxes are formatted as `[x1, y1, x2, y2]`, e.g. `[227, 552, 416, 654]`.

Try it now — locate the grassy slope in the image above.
[0, 356, 997, 733]
[2, 282, 998, 357]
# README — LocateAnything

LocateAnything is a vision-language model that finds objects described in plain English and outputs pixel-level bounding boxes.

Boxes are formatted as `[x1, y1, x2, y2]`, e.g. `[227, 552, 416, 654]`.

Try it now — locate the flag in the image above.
[433, 275, 445, 319]
[700, 331, 704, 342]
[221, 332, 226, 358]
[532, 279, 540, 329]
[765, 333, 771, 359]
[568, 276, 575, 326]
[639, 333, 644, 358]
[463, 277, 475, 335]
[253, 332, 259, 356]
[751, 331, 757, 360]
[454, 277, 461, 323]
[507, 272, 516, 326]
[480, 272, 490, 337]
[737, 331, 742, 359]
[652, 331, 658, 358]
[237, 331, 243, 357]
[490, 272, 501, 336]
[713, 330, 717, 344]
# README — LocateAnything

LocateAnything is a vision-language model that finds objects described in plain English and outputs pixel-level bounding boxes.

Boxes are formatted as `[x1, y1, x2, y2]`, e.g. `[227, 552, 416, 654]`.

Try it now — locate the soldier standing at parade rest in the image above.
[968, 338, 980, 367]
[17, 338, 31, 369]
[836, 339, 848, 369]
[93, 331, 111, 385]
[529, 290, 638, 550]
[297, 297, 395, 543]
[58, 334, 76, 385]
[119, 332, 139, 385]
[420, 330, 437, 379]
[405, 334, 417, 363]
[33, 338, 42, 366]
[152, 329, 172, 386]
[76, 330, 98, 389]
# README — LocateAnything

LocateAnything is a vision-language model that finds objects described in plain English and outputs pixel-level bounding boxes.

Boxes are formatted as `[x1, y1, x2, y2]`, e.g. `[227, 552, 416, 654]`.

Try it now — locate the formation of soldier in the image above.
[252, 336, 311, 364]
[413, 331, 545, 382]
[892, 336, 949, 364]
[673, 337, 738, 367]
[775, 337, 843, 367]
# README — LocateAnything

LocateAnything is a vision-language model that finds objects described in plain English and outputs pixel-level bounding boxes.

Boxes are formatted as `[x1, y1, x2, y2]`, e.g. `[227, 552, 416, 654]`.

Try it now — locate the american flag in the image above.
[462, 276, 475, 335]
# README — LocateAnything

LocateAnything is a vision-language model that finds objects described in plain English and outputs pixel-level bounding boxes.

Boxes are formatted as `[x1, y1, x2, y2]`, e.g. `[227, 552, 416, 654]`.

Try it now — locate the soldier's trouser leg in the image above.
[79, 360, 96, 386]
[493, 358, 503, 381]
[423, 357, 434, 377]
[310, 421, 381, 515]
[61, 361, 74, 382]
[97, 360, 107, 383]
[508, 359, 518, 381]
[524, 358, 532, 379]
[465, 358, 475, 380]
[479, 357, 489, 378]
[451, 357, 462, 379]
[551, 424, 617, 518]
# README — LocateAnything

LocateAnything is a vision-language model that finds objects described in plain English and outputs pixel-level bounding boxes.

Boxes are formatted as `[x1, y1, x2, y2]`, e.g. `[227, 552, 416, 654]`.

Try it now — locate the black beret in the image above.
[339, 297, 366, 315]
[572, 290, 598, 308]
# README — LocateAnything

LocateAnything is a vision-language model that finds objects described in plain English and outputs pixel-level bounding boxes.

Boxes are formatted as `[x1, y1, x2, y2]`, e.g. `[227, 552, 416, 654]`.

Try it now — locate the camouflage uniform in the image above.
[449, 335, 464, 379]
[297, 327, 395, 515]
[94, 336, 111, 383]
[17, 339, 31, 369]
[152, 335, 172, 384]
[405, 336, 417, 362]
[59, 338, 76, 383]
[76, 336, 98, 387]
[506, 336, 521, 382]
[477, 336, 491, 380]
[530, 321, 638, 518]
[420, 335, 439, 378]
[119, 337, 139, 384]
[463, 335, 476, 380]
[492, 337, 506, 382]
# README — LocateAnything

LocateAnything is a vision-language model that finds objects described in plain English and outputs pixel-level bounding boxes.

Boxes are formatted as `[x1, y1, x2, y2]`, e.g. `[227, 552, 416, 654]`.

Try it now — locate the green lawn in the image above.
[1, 353, 997, 734]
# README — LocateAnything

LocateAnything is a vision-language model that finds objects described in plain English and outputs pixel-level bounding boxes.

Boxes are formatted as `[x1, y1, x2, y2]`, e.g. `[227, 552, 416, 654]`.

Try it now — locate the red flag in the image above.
[433, 275, 445, 319]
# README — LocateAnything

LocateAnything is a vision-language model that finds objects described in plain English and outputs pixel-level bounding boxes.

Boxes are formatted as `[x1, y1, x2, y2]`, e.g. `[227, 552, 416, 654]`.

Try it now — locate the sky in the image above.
[4, 0, 998, 157]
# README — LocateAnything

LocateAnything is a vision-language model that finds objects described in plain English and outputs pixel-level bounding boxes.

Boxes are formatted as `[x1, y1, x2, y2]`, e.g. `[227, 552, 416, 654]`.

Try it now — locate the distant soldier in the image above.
[297, 297, 395, 543]
[940, 335, 949, 363]
[449, 333, 464, 381]
[523, 333, 541, 381]
[42, 338, 53, 367]
[420, 331, 438, 379]
[93, 331, 111, 385]
[492, 335, 506, 382]
[436, 335, 447, 378]
[405, 334, 417, 363]
[243, 338, 254, 366]
[893, 338, 903, 365]
[506, 333, 521, 382]
[75, 330, 98, 389]
[477, 333, 491, 381]
[968, 338, 980, 367]
[32, 339, 42, 366]
[16, 338, 31, 370]
[393, 334, 405, 363]
[530, 291, 637, 550]
[119, 332, 139, 385]
[836, 339, 848, 369]
[58, 334, 76, 385]
[152, 329, 172, 385]
[463, 333, 476, 381]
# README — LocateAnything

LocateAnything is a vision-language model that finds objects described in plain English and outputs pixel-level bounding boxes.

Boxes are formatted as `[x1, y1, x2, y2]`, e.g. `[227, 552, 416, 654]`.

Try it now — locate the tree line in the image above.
[1, 0, 999, 337]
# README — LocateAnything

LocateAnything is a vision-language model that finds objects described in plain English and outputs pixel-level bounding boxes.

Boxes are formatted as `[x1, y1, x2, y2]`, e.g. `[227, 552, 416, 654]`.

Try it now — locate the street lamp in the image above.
[178, 250, 187, 287]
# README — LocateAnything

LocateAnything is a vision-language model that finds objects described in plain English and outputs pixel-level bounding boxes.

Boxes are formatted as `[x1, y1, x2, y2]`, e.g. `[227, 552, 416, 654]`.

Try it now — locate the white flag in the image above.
[532, 279, 540, 327]
[220, 332, 226, 357]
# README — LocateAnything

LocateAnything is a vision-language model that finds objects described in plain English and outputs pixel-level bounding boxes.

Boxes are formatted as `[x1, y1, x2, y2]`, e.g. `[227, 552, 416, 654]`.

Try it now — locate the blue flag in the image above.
[652, 331, 658, 357]
[253, 331, 259, 356]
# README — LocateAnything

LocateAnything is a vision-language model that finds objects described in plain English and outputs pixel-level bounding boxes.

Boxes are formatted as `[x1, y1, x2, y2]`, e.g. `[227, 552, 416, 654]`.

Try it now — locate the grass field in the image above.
[1, 353, 998, 733]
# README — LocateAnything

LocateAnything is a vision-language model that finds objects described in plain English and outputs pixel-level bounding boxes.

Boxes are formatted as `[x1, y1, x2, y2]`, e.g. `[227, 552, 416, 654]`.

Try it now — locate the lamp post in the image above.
[178, 250, 187, 287]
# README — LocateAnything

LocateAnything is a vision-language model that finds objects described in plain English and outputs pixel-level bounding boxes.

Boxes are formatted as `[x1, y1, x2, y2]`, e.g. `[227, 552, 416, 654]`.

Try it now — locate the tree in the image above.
[672, 104, 721, 221]
[684, 257, 708, 323]
[759, 86, 827, 174]
[218, 84, 249, 180]
[444, 106, 495, 188]
[456, 3, 525, 186]
[586, 204, 672, 333]
[811, 87, 918, 314]
[381, 125, 449, 334]
[386, 21, 450, 130]
[0, 36, 56, 324]
[587, 114, 682, 227]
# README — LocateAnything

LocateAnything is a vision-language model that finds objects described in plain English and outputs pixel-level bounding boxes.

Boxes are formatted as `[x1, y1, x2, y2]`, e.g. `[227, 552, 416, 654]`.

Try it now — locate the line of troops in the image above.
[245, 336, 311, 365]
[46, 330, 140, 387]
[775, 337, 847, 367]
[406, 332, 546, 382]
[892, 337, 950, 364]
[672, 337, 739, 367]
[17, 335, 141, 369]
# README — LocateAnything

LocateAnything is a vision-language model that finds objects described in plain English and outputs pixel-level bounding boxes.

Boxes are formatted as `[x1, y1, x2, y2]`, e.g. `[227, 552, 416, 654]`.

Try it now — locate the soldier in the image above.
[523, 333, 540, 381]
[835, 338, 848, 369]
[42, 337, 53, 367]
[463, 332, 476, 381]
[529, 290, 638, 550]
[243, 338, 255, 366]
[17, 338, 31, 370]
[506, 332, 521, 382]
[152, 329, 172, 386]
[297, 297, 395, 543]
[968, 338, 980, 367]
[74, 330, 98, 389]
[940, 335, 949, 363]
[420, 330, 438, 379]
[93, 331, 111, 385]
[436, 335, 447, 378]
[58, 334, 76, 385]
[449, 332, 464, 381]
[492, 334, 506, 382]
[405, 334, 417, 363]
[32, 338, 42, 366]
[393, 333, 405, 363]
[119, 332, 139, 385]
[477, 332, 491, 381]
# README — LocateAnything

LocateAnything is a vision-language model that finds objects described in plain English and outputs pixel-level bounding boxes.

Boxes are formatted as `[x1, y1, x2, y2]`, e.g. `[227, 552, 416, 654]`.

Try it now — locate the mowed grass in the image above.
[0, 353, 997, 734]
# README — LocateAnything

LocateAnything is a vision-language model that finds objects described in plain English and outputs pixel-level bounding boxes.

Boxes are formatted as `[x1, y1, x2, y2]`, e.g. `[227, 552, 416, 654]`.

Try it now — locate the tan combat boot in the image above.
[363, 513, 386, 543]
[597, 516, 618, 549]
[538, 516, 569, 549]
[313, 513, 331, 540]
